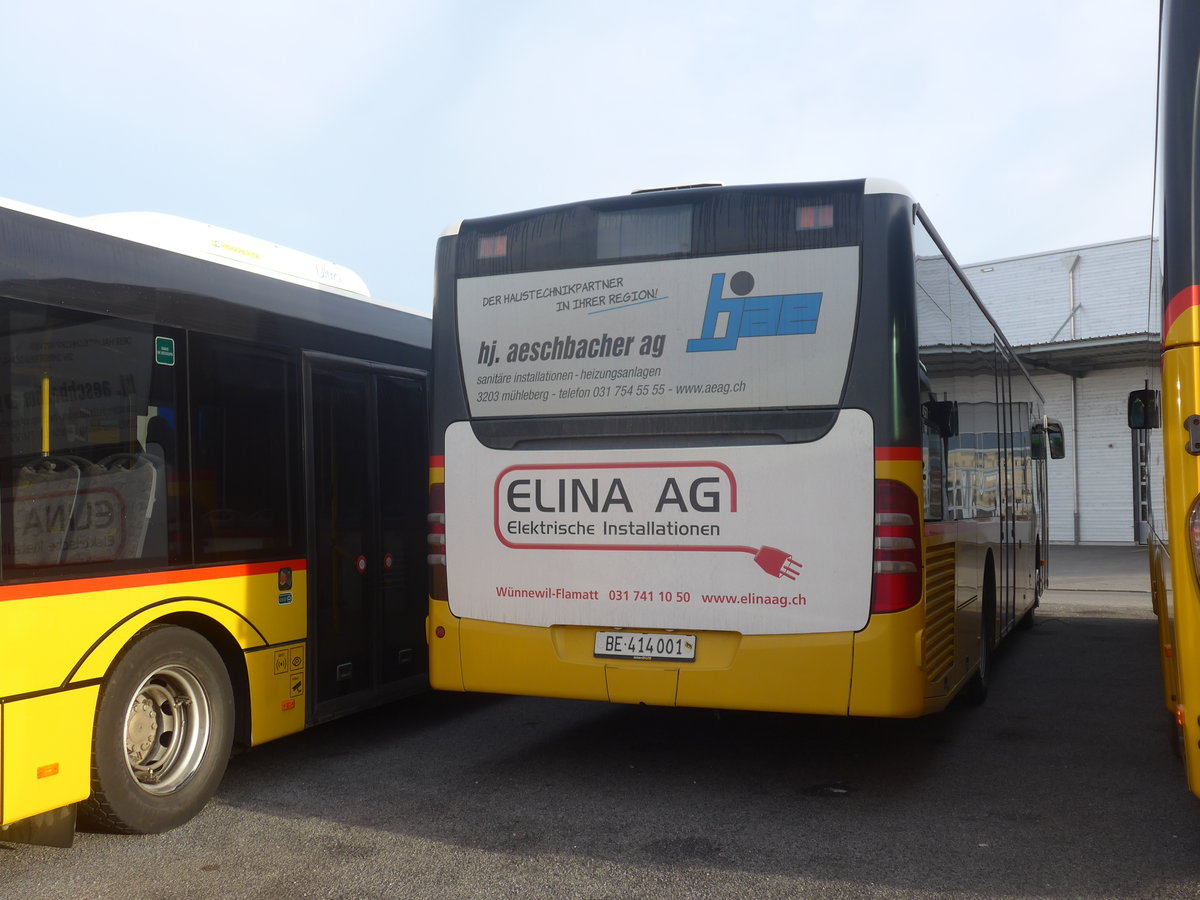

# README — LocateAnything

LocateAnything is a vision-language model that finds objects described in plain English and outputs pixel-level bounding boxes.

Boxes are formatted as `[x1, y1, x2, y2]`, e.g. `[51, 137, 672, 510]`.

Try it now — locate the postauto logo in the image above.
[686, 270, 822, 352]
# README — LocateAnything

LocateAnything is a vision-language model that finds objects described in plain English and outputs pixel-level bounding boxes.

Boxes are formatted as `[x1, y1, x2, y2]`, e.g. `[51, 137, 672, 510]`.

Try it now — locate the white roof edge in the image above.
[441, 221, 463, 237]
[863, 178, 912, 197]
[82, 211, 373, 297]
[963, 235, 1154, 269]
[630, 181, 723, 193]
[0, 195, 80, 227]
[0, 195, 412, 308]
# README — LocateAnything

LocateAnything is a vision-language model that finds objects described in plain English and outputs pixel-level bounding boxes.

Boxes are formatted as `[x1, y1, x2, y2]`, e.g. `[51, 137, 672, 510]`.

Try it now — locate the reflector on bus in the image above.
[477, 235, 508, 259]
[797, 204, 835, 230]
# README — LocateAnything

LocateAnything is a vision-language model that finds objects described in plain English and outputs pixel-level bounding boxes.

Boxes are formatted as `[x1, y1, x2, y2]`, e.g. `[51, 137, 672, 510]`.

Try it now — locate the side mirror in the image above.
[1047, 419, 1066, 459]
[1033, 419, 1066, 460]
[923, 399, 959, 438]
[1128, 389, 1161, 430]
[1049, 430, 1065, 459]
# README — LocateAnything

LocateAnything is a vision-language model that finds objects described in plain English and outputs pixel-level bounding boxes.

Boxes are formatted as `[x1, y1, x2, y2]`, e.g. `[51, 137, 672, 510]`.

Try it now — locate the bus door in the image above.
[304, 355, 429, 720]
[995, 342, 1018, 630]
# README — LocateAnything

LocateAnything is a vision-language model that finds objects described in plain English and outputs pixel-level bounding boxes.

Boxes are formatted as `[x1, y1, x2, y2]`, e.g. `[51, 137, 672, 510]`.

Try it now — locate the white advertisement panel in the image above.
[456, 247, 860, 418]
[445, 409, 875, 636]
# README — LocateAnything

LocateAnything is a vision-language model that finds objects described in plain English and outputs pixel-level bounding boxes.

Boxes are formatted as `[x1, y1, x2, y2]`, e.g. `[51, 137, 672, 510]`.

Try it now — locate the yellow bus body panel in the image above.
[849, 457, 937, 717]
[1, 686, 98, 824]
[1159, 346, 1200, 795]
[849, 602, 927, 717]
[0, 563, 308, 826]
[244, 640, 309, 746]
[0, 564, 306, 695]
[428, 599, 463, 691]
[1164, 304, 1200, 349]
[673, 631, 852, 714]
[1147, 536, 1177, 716]
[436, 613, 855, 714]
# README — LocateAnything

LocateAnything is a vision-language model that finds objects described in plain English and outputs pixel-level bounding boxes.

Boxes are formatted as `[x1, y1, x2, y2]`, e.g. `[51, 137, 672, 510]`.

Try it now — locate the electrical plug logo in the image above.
[751, 546, 801, 580]
[686, 270, 822, 353]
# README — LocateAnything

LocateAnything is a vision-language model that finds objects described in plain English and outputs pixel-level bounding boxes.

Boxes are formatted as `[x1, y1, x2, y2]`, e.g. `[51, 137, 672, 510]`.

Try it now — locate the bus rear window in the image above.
[596, 206, 692, 259]
[456, 184, 862, 277]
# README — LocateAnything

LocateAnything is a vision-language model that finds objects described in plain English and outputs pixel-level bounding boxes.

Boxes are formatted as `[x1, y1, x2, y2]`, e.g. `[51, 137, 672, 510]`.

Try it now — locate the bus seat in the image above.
[12, 458, 83, 566]
[57, 454, 158, 563]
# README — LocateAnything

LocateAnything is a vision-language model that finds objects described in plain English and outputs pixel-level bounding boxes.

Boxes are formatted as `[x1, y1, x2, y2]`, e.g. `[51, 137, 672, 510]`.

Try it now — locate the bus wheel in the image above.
[966, 622, 991, 704]
[966, 571, 996, 705]
[79, 625, 234, 834]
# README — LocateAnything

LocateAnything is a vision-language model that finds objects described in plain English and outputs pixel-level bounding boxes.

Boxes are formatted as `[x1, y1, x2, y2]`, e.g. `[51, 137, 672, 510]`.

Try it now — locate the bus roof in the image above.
[863, 178, 912, 197]
[441, 178, 915, 238]
[0, 195, 401, 308]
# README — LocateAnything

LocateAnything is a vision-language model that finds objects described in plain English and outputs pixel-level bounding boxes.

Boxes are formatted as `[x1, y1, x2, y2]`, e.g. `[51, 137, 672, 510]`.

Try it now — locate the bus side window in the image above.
[922, 399, 952, 521]
[189, 337, 300, 562]
[0, 302, 182, 572]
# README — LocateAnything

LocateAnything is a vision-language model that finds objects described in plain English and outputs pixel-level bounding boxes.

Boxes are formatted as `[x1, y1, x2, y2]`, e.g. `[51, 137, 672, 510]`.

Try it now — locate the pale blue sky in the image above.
[2, 2, 1156, 313]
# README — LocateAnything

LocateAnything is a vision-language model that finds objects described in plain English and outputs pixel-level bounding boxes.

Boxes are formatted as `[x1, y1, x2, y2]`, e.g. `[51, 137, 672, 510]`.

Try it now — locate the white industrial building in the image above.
[962, 237, 1161, 545]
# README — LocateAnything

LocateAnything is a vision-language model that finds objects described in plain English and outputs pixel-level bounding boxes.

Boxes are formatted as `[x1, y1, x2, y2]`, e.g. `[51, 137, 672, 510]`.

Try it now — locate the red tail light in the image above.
[1187, 496, 1200, 590]
[428, 481, 447, 602]
[871, 479, 922, 613]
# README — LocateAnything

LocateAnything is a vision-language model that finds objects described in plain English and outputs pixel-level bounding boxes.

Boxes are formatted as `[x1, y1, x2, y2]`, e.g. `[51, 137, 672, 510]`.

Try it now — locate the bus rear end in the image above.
[428, 180, 935, 716]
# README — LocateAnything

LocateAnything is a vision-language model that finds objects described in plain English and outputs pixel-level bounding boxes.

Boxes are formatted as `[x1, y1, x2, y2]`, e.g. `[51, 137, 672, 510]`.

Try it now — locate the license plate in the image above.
[594, 631, 696, 661]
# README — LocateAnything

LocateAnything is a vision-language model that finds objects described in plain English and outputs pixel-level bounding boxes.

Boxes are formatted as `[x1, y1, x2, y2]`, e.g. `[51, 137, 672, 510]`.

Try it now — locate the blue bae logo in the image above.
[686, 270, 822, 352]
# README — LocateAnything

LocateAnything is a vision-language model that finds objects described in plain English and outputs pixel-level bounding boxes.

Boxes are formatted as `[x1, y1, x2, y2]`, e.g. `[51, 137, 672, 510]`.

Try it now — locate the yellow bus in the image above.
[428, 180, 1063, 717]
[0, 199, 430, 845]
[1130, 0, 1200, 799]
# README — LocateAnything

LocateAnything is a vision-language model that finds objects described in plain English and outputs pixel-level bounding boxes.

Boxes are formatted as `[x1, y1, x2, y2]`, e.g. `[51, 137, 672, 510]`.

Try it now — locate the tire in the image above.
[966, 620, 991, 704]
[966, 568, 996, 705]
[79, 625, 234, 834]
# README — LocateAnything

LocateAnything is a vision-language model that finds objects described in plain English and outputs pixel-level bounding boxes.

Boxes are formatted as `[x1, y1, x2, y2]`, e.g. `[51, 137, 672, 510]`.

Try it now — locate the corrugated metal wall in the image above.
[966, 237, 1158, 344]
[1034, 369, 1164, 543]
[956, 237, 1162, 544]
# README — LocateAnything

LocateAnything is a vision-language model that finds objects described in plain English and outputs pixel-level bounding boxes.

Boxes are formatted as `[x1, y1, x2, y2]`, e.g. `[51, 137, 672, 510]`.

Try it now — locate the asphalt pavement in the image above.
[2, 540, 1189, 900]
[1041, 542, 1153, 620]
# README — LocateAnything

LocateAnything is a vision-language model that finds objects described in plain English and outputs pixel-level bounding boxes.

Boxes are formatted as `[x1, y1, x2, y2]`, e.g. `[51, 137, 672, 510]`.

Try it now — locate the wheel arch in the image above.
[69, 599, 259, 751]
[154, 611, 252, 752]
[77, 622, 238, 834]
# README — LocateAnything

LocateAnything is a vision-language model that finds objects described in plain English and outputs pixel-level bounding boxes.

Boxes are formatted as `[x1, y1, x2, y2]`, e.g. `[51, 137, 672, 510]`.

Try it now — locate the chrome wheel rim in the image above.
[123, 664, 212, 795]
